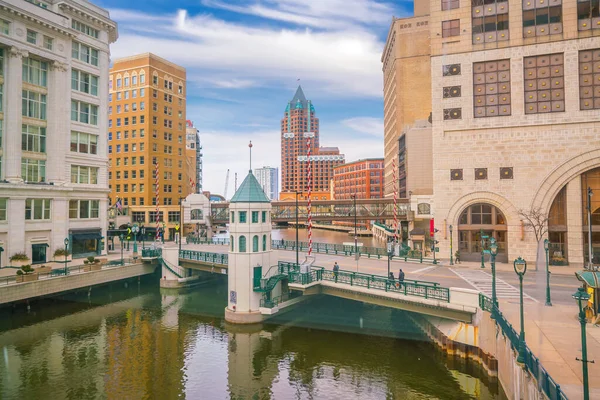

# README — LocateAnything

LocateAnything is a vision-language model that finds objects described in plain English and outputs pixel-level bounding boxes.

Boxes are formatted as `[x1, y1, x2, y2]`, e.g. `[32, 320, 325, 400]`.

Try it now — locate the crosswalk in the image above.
[450, 269, 538, 302]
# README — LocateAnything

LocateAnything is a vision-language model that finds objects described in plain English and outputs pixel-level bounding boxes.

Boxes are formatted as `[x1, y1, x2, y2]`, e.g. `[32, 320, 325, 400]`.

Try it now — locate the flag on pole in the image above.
[115, 198, 123, 213]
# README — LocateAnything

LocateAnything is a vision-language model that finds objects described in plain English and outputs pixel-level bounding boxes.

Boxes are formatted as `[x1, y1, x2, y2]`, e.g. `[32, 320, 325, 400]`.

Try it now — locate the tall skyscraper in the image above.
[254, 166, 279, 200]
[279, 86, 344, 201]
[108, 53, 189, 239]
[186, 120, 202, 193]
[0, 0, 117, 265]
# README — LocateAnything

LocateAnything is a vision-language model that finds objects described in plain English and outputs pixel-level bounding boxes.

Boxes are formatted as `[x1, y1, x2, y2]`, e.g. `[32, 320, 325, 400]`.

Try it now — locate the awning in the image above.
[72, 232, 102, 241]
[575, 271, 600, 289]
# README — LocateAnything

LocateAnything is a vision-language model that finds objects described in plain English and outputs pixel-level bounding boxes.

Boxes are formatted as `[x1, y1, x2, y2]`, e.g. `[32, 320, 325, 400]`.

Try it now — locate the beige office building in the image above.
[386, 0, 600, 266]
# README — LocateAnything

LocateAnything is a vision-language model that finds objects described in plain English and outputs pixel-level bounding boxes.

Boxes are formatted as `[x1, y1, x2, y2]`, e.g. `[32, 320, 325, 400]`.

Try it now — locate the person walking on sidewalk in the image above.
[398, 269, 405, 289]
[333, 262, 339, 280]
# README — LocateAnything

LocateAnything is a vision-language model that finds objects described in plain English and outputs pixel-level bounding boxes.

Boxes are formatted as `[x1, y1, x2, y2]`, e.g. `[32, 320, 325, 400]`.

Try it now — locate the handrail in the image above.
[479, 294, 568, 400]
[159, 256, 185, 279]
[179, 250, 228, 265]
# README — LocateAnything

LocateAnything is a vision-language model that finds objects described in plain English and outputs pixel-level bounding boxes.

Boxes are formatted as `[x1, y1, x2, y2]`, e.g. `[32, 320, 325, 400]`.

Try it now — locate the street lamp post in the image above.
[432, 228, 439, 264]
[449, 225, 454, 266]
[295, 191, 299, 267]
[141, 225, 146, 251]
[480, 229, 486, 269]
[544, 238, 552, 306]
[63, 238, 69, 274]
[119, 234, 124, 266]
[0, 246, 4, 269]
[573, 286, 593, 400]
[162, 223, 166, 244]
[352, 194, 359, 272]
[179, 196, 184, 256]
[387, 240, 394, 277]
[490, 238, 498, 307]
[587, 187, 593, 270]
[132, 224, 140, 259]
[513, 257, 528, 364]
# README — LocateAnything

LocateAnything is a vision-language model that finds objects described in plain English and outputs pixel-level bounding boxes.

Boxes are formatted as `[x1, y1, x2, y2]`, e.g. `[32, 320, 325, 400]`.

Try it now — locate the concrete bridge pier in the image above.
[159, 246, 188, 288]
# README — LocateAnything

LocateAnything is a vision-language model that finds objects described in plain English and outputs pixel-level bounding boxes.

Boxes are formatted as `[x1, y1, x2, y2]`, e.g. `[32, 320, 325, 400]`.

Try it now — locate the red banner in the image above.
[429, 219, 435, 237]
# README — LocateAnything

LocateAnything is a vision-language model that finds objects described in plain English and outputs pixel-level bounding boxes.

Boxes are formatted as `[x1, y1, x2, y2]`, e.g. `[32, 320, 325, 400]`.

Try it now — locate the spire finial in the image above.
[249, 141, 253, 172]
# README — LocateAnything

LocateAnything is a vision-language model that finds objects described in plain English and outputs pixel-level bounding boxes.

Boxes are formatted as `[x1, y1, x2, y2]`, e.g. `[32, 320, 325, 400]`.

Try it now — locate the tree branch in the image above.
[519, 208, 549, 242]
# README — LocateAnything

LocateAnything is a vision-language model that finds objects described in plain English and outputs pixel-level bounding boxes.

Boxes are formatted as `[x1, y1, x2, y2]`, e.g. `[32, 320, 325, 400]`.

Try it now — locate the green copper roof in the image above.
[230, 171, 270, 203]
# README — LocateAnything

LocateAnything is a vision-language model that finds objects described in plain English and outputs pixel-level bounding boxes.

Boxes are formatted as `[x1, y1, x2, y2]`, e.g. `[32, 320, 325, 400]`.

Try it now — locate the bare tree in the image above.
[519, 208, 549, 271]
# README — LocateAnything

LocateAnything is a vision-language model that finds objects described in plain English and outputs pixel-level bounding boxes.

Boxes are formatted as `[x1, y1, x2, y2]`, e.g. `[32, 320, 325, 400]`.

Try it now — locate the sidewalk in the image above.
[499, 300, 600, 399]
[449, 259, 582, 276]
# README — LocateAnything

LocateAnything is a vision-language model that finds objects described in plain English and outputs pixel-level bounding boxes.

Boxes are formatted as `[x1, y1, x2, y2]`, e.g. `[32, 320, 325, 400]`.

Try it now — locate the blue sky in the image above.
[100, 0, 411, 195]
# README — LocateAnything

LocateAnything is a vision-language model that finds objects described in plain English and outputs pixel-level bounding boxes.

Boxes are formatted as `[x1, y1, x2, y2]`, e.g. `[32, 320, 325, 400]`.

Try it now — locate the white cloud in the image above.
[109, 4, 392, 97]
[341, 117, 384, 137]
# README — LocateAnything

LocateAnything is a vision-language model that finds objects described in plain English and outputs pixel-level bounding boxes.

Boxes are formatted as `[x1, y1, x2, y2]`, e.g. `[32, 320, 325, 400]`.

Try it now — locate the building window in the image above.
[71, 19, 99, 38]
[251, 235, 258, 252]
[25, 198, 51, 220]
[524, 53, 564, 114]
[500, 167, 513, 179]
[168, 211, 180, 222]
[417, 203, 431, 215]
[22, 90, 46, 120]
[0, 19, 9, 35]
[239, 211, 247, 223]
[0, 198, 6, 221]
[262, 235, 267, 251]
[252, 211, 259, 223]
[21, 125, 46, 153]
[443, 108, 462, 120]
[43, 36, 53, 50]
[472, 0, 509, 44]
[23, 58, 47, 86]
[443, 64, 461, 76]
[443, 86, 461, 98]
[71, 69, 99, 95]
[70, 165, 99, 184]
[72, 41, 99, 66]
[239, 235, 246, 252]
[230, 211, 235, 223]
[523, 1, 562, 37]
[473, 59, 511, 118]
[70, 132, 98, 155]
[458, 203, 508, 262]
[22, 159, 45, 182]
[149, 212, 162, 223]
[442, 19, 460, 37]
[450, 169, 463, 180]
[578, 0, 600, 31]
[69, 200, 99, 219]
[262, 211, 267, 223]
[26, 29, 37, 44]
[71, 101, 98, 125]
[442, 0, 459, 10]
[579, 49, 600, 110]
[475, 168, 488, 180]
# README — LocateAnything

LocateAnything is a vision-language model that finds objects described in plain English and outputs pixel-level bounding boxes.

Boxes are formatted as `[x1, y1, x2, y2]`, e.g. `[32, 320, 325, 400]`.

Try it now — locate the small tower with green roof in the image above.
[225, 169, 275, 324]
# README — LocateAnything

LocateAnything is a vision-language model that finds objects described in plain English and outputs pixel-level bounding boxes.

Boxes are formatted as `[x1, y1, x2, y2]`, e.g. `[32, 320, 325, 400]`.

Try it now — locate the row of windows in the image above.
[110, 170, 147, 182]
[26, 29, 53, 50]
[231, 235, 269, 253]
[109, 102, 146, 114]
[109, 88, 145, 101]
[71, 165, 98, 184]
[109, 115, 145, 128]
[112, 197, 145, 207]
[230, 211, 269, 224]
[111, 157, 145, 167]
[108, 130, 146, 140]
[71, 100, 98, 125]
[113, 183, 145, 193]
[450, 167, 513, 180]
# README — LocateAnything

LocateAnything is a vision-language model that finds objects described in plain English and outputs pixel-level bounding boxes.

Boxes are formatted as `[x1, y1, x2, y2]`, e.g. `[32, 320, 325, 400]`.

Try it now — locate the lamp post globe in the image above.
[513, 257, 527, 364]
[490, 237, 498, 307]
[119, 234, 124, 265]
[573, 286, 592, 400]
[132, 224, 140, 258]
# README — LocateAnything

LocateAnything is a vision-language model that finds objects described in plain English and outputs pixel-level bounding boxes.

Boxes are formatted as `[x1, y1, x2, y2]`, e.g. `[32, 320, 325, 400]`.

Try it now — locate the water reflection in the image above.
[271, 226, 379, 247]
[0, 278, 504, 399]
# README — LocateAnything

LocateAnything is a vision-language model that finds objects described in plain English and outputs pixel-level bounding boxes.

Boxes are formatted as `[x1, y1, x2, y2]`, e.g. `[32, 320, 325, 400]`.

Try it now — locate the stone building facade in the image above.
[428, 0, 600, 265]
[0, 0, 117, 264]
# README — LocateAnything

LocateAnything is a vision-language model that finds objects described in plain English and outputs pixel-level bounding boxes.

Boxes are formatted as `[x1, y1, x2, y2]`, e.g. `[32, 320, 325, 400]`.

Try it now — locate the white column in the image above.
[4, 47, 27, 183]
[46, 61, 68, 184]
[7, 198, 26, 258]
[566, 177, 584, 265]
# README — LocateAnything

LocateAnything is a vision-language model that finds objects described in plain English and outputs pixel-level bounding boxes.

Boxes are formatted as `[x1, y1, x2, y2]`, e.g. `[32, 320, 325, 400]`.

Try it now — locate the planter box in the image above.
[16, 273, 39, 283]
[34, 266, 52, 274]
[10, 260, 31, 268]
[90, 264, 102, 271]
[82, 265, 92, 272]
[53, 255, 72, 263]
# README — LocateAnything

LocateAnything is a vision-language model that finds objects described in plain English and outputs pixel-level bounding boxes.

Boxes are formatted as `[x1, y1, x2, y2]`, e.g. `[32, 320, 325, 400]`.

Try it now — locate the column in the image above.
[566, 177, 584, 265]
[4, 47, 27, 183]
[7, 197, 26, 257]
[46, 61, 68, 184]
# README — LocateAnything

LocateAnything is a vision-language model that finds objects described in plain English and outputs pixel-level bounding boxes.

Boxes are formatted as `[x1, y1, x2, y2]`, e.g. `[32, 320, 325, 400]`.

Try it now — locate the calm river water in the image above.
[271, 226, 379, 247]
[0, 276, 505, 399]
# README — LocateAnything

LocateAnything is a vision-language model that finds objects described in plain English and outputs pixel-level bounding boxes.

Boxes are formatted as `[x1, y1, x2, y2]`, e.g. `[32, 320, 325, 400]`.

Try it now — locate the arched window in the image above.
[191, 209, 203, 220]
[262, 235, 267, 251]
[253, 235, 259, 252]
[458, 203, 507, 262]
[230, 235, 234, 251]
[239, 236, 246, 253]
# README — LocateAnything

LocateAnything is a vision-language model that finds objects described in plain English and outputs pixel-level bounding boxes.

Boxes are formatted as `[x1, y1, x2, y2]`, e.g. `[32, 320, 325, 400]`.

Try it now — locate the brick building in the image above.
[279, 86, 344, 201]
[384, 0, 600, 266]
[108, 53, 192, 240]
[333, 159, 384, 200]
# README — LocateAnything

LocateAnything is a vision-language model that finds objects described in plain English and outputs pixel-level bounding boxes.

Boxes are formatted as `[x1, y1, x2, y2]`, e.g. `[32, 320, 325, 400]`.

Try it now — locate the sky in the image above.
[100, 0, 412, 196]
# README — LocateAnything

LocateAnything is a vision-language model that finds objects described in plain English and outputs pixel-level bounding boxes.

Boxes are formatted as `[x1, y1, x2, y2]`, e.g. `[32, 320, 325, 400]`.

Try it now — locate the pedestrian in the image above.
[388, 271, 395, 281]
[333, 262, 339, 280]
[398, 269, 405, 289]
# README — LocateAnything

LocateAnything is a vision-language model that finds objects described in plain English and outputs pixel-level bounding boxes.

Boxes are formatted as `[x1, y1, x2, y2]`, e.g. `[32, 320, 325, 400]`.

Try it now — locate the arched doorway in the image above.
[458, 203, 508, 262]
[582, 167, 600, 264]
[548, 185, 568, 265]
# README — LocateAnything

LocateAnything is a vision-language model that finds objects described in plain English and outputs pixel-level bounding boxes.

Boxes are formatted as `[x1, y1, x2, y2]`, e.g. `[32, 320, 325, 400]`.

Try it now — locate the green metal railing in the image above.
[259, 293, 290, 308]
[479, 294, 568, 400]
[141, 248, 162, 258]
[271, 240, 388, 257]
[186, 236, 229, 245]
[179, 250, 228, 265]
[159, 256, 185, 279]
[373, 222, 395, 233]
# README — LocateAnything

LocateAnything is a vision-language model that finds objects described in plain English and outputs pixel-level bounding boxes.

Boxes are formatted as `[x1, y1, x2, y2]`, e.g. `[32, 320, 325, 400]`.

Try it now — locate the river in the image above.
[271, 226, 380, 247]
[0, 276, 505, 399]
